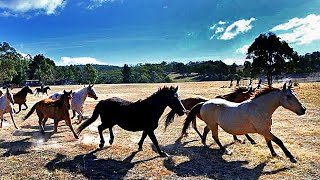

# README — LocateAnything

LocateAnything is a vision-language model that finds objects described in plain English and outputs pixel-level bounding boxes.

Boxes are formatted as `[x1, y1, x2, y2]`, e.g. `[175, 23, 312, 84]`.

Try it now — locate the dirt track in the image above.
[0, 82, 319, 179]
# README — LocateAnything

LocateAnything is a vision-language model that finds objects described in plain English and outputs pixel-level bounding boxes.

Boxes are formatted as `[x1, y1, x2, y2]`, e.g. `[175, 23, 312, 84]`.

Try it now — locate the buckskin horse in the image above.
[76, 86, 186, 157]
[13, 86, 33, 114]
[182, 83, 306, 163]
[23, 90, 78, 139]
[165, 87, 256, 144]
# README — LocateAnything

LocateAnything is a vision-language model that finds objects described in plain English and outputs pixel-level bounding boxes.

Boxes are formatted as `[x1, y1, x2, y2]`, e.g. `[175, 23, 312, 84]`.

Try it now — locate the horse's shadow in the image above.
[45, 148, 158, 179]
[0, 137, 33, 157]
[160, 140, 289, 179]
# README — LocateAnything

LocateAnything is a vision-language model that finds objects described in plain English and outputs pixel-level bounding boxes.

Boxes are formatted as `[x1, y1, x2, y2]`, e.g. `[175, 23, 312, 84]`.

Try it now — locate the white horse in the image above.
[182, 83, 306, 163]
[50, 84, 98, 124]
[0, 88, 18, 129]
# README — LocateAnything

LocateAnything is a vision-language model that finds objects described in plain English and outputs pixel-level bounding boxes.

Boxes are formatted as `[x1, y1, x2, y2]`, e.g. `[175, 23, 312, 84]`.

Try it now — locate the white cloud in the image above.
[270, 14, 320, 45]
[86, 0, 115, 10]
[0, 0, 66, 17]
[218, 20, 226, 25]
[58, 57, 108, 66]
[209, 17, 256, 40]
[220, 18, 256, 40]
[222, 57, 246, 65]
[236, 44, 250, 54]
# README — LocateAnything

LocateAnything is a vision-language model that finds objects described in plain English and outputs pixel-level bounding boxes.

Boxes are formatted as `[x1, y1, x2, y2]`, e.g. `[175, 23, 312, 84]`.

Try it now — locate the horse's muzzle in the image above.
[297, 107, 306, 115]
[94, 97, 98, 100]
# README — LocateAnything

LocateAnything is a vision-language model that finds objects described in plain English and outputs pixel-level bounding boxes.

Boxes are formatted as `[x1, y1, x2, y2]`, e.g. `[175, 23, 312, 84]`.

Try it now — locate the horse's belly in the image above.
[218, 118, 256, 135]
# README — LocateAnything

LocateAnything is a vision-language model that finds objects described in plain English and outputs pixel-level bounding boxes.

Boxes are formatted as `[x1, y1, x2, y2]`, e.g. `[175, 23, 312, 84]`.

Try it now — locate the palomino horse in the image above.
[76, 86, 186, 157]
[50, 84, 98, 124]
[23, 90, 78, 139]
[165, 87, 256, 144]
[182, 83, 306, 163]
[13, 86, 33, 114]
[0, 88, 18, 129]
[34, 86, 51, 96]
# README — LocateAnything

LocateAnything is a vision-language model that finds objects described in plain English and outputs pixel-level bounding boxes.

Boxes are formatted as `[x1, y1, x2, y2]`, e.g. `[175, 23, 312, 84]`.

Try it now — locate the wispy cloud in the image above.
[57, 57, 108, 66]
[222, 57, 246, 65]
[210, 17, 256, 40]
[0, 0, 66, 17]
[236, 44, 250, 54]
[85, 0, 116, 10]
[270, 14, 320, 45]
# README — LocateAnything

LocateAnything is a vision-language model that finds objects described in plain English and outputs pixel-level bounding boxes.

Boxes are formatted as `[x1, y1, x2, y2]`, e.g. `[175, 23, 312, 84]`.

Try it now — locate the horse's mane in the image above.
[138, 86, 174, 104]
[16, 86, 28, 95]
[217, 87, 248, 101]
[252, 87, 280, 99]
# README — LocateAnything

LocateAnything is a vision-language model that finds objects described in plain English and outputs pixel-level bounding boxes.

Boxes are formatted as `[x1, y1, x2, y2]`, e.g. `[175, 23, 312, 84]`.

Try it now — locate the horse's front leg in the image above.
[65, 118, 78, 139]
[138, 131, 147, 151]
[9, 110, 18, 129]
[15, 104, 21, 114]
[22, 103, 28, 110]
[192, 119, 203, 140]
[245, 134, 256, 144]
[209, 123, 231, 155]
[263, 131, 296, 163]
[74, 109, 84, 124]
[0, 114, 3, 128]
[146, 130, 168, 157]
[71, 110, 76, 119]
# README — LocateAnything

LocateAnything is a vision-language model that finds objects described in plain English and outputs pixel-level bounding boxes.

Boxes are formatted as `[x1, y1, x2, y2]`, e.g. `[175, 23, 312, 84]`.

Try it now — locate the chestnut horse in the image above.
[23, 90, 78, 139]
[13, 86, 33, 114]
[182, 83, 306, 163]
[76, 86, 186, 157]
[165, 87, 256, 144]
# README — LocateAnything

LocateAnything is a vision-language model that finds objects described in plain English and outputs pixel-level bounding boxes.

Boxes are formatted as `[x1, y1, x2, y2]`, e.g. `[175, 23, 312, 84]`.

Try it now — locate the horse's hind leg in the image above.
[265, 138, 277, 157]
[138, 131, 147, 151]
[245, 134, 256, 144]
[9, 110, 18, 129]
[146, 131, 168, 157]
[38, 115, 45, 134]
[202, 126, 210, 145]
[109, 127, 114, 145]
[192, 119, 203, 140]
[15, 104, 21, 114]
[71, 110, 76, 119]
[98, 124, 108, 148]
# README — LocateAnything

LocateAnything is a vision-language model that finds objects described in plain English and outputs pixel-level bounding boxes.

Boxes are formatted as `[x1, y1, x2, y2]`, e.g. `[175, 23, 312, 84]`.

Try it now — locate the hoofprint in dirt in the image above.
[0, 82, 319, 179]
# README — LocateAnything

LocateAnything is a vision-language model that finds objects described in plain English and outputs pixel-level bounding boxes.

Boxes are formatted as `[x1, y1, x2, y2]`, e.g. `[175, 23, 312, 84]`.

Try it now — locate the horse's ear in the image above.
[91, 84, 94, 87]
[175, 86, 178, 92]
[63, 90, 66, 94]
[288, 81, 293, 89]
[282, 83, 287, 91]
[69, 90, 73, 95]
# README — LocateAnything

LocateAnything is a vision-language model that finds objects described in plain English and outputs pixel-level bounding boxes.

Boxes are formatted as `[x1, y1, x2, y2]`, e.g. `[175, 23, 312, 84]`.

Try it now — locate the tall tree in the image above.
[122, 64, 131, 83]
[247, 33, 295, 85]
[83, 64, 98, 84]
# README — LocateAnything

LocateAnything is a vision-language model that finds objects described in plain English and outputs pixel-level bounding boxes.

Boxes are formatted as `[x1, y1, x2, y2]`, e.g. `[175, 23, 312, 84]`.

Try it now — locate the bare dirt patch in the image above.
[0, 82, 319, 179]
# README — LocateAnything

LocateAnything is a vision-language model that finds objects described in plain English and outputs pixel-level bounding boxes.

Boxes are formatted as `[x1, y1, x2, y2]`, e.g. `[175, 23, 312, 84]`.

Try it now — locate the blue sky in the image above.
[1, 0, 320, 66]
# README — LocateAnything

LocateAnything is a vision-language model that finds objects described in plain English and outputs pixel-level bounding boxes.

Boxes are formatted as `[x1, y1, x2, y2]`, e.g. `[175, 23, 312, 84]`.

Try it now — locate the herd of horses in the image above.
[0, 82, 306, 163]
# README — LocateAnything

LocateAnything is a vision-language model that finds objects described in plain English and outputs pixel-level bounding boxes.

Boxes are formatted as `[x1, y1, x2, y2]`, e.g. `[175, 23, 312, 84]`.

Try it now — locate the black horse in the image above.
[34, 86, 51, 96]
[76, 86, 186, 157]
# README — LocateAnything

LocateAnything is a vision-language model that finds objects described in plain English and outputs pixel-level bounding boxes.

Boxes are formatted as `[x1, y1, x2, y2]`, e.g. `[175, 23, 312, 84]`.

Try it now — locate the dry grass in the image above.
[0, 82, 319, 179]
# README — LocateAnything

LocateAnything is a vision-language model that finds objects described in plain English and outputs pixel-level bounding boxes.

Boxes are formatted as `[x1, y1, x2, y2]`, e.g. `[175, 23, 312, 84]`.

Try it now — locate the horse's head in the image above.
[87, 84, 98, 100]
[279, 83, 306, 115]
[61, 90, 72, 110]
[46, 86, 51, 90]
[164, 86, 186, 116]
[6, 88, 14, 104]
[25, 86, 33, 94]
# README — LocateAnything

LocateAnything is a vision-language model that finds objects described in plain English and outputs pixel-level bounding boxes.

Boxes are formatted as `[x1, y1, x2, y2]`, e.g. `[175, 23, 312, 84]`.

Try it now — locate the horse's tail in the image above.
[76, 101, 101, 135]
[182, 102, 204, 136]
[164, 109, 178, 131]
[23, 103, 37, 120]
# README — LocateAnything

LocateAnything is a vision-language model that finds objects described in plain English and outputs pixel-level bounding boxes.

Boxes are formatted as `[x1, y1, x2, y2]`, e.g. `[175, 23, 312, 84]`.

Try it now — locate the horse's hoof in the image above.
[109, 139, 114, 145]
[224, 149, 233, 155]
[250, 141, 257, 145]
[290, 158, 297, 163]
[74, 135, 79, 139]
[99, 143, 104, 149]
[235, 139, 245, 144]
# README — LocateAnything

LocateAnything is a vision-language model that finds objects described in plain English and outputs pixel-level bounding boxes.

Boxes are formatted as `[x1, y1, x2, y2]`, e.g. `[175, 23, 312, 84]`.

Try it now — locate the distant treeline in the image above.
[0, 41, 319, 86]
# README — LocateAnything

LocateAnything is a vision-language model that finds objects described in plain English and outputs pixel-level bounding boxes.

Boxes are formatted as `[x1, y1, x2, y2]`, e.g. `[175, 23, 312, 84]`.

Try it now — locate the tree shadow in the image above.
[45, 148, 159, 179]
[161, 140, 288, 179]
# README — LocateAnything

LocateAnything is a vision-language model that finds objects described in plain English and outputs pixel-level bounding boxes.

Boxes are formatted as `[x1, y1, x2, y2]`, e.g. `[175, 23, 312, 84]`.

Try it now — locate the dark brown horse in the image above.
[165, 87, 256, 144]
[13, 86, 33, 114]
[76, 86, 186, 157]
[23, 90, 78, 139]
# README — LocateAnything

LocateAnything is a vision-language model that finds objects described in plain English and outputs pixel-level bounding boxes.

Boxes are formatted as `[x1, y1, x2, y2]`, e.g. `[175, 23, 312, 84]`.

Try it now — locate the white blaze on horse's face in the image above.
[280, 86, 306, 116]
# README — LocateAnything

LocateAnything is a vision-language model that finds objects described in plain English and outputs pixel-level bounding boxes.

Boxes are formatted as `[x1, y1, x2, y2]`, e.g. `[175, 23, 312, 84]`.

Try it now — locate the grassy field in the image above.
[0, 81, 319, 179]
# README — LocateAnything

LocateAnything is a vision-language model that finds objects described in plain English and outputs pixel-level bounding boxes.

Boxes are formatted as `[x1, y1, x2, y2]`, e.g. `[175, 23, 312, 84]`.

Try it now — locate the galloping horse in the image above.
[0, 88, 18, 129]
[34, 86, 51, 96]
[165, 87, 256, 144]
[76, 86, 186, 157]
[23, 90, 78, 139]
[50, 84, 98, 124]
[13, 86, 33, 114]
[182, 83, 306, 163]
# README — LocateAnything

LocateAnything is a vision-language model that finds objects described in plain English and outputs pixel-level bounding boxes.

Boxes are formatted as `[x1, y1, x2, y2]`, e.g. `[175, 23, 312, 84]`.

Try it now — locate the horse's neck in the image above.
[74, 88, 88, 104]
[252, 90, 281, 116]
[143, 93, 168, 117]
